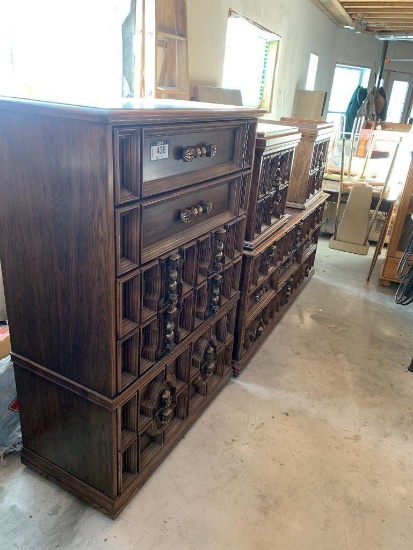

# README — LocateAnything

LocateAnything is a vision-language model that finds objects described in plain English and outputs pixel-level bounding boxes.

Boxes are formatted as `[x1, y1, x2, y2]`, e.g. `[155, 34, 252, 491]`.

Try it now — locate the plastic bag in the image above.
[0, 355, 22, 459]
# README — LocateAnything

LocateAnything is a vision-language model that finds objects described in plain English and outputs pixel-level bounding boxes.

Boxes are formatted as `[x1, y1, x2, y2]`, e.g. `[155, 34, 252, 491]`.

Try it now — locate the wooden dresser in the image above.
[233, 123, 328, 375]
[279, 117, 333, 209]
[0, 97, 260, 518]
[244, 124, 301, 249]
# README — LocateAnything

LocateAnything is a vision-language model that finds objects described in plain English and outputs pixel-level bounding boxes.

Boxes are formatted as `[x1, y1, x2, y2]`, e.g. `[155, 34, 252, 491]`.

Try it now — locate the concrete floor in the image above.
[1, 237, 413, 549]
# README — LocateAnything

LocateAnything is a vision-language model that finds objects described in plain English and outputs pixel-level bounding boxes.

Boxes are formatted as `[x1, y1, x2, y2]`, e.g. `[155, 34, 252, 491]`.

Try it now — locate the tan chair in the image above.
[192, 85, 243, 106]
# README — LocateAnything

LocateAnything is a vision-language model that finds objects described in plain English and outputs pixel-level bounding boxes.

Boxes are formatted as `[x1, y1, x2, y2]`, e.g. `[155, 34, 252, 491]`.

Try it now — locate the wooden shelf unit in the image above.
[380, 153, 413, 285]
[140, 0, 190, 100]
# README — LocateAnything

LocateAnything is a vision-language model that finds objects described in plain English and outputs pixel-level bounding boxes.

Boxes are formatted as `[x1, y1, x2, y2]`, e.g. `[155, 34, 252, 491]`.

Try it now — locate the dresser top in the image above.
[257, 122, 299, 138]
[255, 122, 301, 152]
[279, 117, 334, 136]
[0, 96, 264, 124]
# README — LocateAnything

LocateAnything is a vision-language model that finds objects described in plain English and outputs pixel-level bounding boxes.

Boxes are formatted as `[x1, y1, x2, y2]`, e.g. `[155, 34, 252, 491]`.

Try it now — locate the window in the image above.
[306, 54, 319, 91]
[326, 63, 371, 132]
[387, 80, 410, 123]
[0, 1, 128, 103]
[222, 10, 280, 110]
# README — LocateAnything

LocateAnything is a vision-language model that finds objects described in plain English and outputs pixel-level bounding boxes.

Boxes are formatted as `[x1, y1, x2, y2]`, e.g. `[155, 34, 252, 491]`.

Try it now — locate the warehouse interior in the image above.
[1, 1, 413, 548]
[2, 241, 413, 549]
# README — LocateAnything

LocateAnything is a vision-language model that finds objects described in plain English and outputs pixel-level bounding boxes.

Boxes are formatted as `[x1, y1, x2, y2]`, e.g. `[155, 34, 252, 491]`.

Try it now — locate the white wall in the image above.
[187, 0, 383, 118]
[331, 28, 383, 88]
[384, 42, 413, 76]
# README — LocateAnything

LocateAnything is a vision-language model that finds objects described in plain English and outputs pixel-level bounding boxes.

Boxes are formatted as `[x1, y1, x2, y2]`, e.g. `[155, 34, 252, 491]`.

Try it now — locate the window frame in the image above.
[222, 9, 281, 111]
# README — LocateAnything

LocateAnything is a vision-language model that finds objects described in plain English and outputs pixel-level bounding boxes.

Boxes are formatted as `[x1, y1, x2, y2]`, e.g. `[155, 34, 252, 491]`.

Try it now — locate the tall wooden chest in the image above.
[0, 97, 260, 517]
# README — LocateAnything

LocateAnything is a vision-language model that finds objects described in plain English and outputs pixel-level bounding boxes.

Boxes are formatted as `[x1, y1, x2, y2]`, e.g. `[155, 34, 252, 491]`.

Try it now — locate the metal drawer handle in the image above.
[179, 201, 213, 223]
[182, 143, 217, 162]
[255, 283, 271, 303]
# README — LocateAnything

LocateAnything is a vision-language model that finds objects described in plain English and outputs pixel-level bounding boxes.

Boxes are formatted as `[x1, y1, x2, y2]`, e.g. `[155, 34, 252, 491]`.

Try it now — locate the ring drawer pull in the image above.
[179, 201, 213, 223]
[182, 143, 217, 162]
[255, 283, 271, 303]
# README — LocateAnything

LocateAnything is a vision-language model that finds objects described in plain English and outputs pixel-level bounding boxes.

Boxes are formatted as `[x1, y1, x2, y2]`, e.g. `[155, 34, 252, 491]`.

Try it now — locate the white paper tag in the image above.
[150, 140, 169, 161]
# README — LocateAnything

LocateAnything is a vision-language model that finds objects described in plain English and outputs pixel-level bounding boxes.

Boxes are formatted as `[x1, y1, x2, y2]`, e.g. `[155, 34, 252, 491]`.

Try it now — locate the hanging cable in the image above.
[395, 223, 413, 306]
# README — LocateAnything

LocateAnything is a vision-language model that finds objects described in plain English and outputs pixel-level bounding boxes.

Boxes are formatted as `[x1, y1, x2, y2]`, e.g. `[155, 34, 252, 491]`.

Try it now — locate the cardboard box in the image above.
[0, 326, 10, 359]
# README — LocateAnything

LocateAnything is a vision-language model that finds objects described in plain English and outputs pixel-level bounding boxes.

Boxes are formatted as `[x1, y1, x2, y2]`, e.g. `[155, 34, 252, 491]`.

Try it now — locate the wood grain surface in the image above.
[0, 111, 117, 396]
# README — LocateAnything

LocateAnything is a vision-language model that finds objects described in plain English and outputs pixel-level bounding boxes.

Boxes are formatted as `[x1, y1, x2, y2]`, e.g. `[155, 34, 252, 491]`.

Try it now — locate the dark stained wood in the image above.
[116, 269, 141, 338]
[233, 267, 315, 376]
[116, 203, 141, 276]
[233, 122, 329, 375]
[140, 175, 241, 263]
[0, 96, 264, 125]
[15, 367, 117, 498]
[141, 121, 249, 197]
[244, 123, 301, 249]
[21, 353, 232, 519]
[0, 111, 117, 396]
[113, 127, 141, 204]
[18, 297, 237, 518]
[0, 96, 259, 518]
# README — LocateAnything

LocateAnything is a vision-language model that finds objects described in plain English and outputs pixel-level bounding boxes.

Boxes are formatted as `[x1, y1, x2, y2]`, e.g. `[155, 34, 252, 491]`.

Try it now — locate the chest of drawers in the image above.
[244, 123, 301, 249]
[279, 117, 333, 209]
[233, 197, 327, 374]
[0, 97, 260, 518]
[232, 121, 329, 375]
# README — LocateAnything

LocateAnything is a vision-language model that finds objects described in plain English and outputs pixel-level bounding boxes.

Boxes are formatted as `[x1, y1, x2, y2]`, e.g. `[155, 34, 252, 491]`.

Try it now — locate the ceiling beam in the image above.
[342, 1, 413, 5]
[343, 3, 413, 8]
[312, 0, 413, 37]
[312, 0, 354, 26]
[367, 26, 413, 30]
[376, 31, 413, 35]
[347, 10, 413, 15]
[344, 6, 413, 9]
[362, 17, 413, 21]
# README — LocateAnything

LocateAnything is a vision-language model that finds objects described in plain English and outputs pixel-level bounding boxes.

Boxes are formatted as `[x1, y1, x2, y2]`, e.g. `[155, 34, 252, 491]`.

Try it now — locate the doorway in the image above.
[326, 63, 371, 134]
[385, 72, 413, 123]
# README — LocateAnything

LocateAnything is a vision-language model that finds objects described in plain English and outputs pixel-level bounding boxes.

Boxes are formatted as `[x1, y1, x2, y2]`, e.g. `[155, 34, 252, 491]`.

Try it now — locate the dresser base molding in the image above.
[286, 188, 325, 210]
[21, 365, 232, 519]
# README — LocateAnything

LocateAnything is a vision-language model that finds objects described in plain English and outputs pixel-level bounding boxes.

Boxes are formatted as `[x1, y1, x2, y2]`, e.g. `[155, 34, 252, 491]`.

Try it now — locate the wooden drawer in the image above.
[113, 121, 253, 204]
[141, 122, 251, 198]
[140, 175, 242, 264]
[246, 270, 279, 313]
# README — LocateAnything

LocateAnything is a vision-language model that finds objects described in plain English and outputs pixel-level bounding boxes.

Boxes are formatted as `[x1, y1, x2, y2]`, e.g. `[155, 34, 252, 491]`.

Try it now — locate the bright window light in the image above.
[305, 53, 318, 91]
[387, 80, 409, 123]
[0, 0, 129, 103]
[326, 63, 371, 133]
[222, 11, 280, 109]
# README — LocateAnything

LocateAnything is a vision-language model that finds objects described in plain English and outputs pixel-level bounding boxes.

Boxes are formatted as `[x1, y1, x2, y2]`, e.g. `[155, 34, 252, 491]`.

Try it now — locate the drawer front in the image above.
[141, 122, 251, 197]
[247, 270, 279, 313]
[141, 175, 242, 264]
[114, 127, 141, 205]
[251, 189, 289, 240]
[117, 306, 237, 494]
[139, 227, 244, 324]
[240, 295, 279, 358]
[257, 147, 295, 199]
